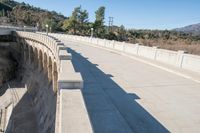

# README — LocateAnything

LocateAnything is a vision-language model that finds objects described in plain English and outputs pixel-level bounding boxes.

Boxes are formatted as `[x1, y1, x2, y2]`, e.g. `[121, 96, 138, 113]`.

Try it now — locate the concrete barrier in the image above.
[0, 29, 11, 35]
[0, 27, 92, 133]
[182, 54, 200, 73]
[49, 33, 200, 74]
[155, 49, 178, 65]
[14, 31, 86, 133]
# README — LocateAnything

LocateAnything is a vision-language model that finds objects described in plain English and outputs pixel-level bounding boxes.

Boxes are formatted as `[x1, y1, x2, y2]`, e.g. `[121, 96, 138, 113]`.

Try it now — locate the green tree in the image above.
[62, 6, 89, 35]
[0, 10, 3, 17]
[94, 6, 105, 38]
[62, 7, 79, 34]
[0, 0, 10, 3]
[117, 25, 127, 41]
[42, 18, 56, 32]
[2, 9, 5, 16]
[78, 9, 89, 35]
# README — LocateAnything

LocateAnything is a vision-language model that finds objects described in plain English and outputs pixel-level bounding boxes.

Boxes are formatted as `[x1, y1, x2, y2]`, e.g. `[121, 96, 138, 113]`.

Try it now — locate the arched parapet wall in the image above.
[12, 31, 84, 91]
[13, 31, 63, 85]
[2, 30, 86, 133]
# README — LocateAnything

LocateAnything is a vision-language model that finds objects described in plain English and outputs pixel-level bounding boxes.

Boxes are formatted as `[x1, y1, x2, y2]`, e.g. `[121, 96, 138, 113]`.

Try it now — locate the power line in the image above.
[108, 17, 114, 32]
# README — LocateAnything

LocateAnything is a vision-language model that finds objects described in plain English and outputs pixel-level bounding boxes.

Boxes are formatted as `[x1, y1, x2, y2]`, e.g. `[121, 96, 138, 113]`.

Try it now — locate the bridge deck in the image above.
[61, 40, 200, 133]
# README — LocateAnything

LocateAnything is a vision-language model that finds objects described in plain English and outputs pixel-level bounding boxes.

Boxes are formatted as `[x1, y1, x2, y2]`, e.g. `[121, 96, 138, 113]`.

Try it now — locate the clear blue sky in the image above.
[15, 0, 200, 30]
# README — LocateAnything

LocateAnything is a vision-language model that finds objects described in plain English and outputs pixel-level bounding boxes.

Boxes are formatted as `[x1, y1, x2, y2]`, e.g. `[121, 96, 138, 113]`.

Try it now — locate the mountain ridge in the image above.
[174, 23, 200, 36]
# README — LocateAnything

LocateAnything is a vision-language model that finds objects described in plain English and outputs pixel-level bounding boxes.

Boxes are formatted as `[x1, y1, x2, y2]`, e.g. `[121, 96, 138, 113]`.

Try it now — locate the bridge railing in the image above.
[14, 31, 61, 66]
[0, 25, 37, 32]
[12, 31, 88, 133]
[50, 33, 200, 74]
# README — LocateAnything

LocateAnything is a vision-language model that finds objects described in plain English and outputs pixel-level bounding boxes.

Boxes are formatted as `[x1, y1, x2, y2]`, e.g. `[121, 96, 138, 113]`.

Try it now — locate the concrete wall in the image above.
[0, 28, 11, 35]
[181, 54, 200, 73]
[0, 28, 90, 133]
[13, 31, 87, 133]
[0, 26, 37, 33]
[49, 33, 200, 74]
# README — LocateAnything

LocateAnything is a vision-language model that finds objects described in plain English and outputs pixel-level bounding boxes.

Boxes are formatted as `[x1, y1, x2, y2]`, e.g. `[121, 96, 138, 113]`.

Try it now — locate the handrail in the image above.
[0, 25, 37, 32]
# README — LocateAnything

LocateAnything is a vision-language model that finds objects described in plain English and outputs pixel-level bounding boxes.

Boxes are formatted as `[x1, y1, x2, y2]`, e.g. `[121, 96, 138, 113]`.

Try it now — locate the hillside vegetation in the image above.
[0, 0, 66, 31]
[0, 0, 200, 55]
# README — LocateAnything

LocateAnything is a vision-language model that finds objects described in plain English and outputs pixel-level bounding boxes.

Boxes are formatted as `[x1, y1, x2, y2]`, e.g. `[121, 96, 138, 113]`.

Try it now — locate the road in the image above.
[62, 39, 200, 133]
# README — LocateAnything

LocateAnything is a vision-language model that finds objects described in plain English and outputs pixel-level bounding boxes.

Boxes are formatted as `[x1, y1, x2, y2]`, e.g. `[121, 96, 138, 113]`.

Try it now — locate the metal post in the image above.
[45, 24, 49, 35]
[91, 28, 94, 38]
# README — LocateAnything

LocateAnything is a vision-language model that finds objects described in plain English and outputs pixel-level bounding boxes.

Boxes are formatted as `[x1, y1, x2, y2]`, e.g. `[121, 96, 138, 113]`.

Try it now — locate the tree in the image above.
[62, 7, 79, 34]
[62, 6, 89, 35]
[0, 0, 10, 3]
[78, 9, 89, 35]
[2, 9, 5, 16]
[95, 6, 105, 24]
[42, 18, 56, 32]
[117, 25, 127, 41]
[94, 6, 105, 38]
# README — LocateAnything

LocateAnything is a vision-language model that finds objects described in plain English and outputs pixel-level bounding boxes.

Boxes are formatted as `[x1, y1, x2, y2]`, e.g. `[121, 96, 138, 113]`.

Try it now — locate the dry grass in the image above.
[129, 39, 200, 55]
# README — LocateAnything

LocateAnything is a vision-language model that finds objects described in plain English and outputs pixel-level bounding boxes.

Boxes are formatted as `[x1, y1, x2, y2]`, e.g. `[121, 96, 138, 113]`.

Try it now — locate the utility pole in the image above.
[108, 17, 114, 32]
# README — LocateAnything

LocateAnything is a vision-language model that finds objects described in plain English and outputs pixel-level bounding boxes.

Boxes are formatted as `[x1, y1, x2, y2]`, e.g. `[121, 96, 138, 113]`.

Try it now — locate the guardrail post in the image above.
[176, 50, 185, 68]
[112, 40, 115, 49]
[103, 39, 106, 47]
[123, 42, 125, 52]
[153, 46, 159, 60]
[135, 43, 140, 55]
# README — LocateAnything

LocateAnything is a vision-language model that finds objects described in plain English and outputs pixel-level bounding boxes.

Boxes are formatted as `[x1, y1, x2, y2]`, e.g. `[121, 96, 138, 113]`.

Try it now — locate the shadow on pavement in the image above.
[68, 48, 170, 133]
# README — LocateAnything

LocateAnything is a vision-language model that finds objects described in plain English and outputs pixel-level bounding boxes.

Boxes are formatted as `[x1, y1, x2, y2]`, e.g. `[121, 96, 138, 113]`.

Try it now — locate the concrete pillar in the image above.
[53, 62, 58, 92]
[96, 39, 99, 45]
[38, 50, 43, 71]
[112, 40, 115, 49]
[176, 50, 185, 68]
[24, 44, 28, 64]
[135, 43, 140, 55]
[20, 42, 25, 63]
[48, 57, 53, 82]
[103, 39, 106, 47]
[123, 42, 125, 52]
[33, 47, 39, 69]
[153, 46, 159, 60]
[43, 53, 48, 74]
[28, 45, 31, 64]
[30, 46, 34, 64]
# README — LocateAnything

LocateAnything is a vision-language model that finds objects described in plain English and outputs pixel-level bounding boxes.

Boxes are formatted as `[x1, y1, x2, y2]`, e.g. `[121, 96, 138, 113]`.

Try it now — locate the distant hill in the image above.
[174, 23, 200, 36]
[0, 1, 12, 16]
[0, 2, 12, 10]
[0, 0, 66, 31]
[0, 0, 19, 7]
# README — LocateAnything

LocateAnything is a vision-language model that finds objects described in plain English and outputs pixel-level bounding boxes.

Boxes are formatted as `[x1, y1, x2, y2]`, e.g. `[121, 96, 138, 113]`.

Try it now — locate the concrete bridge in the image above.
[0, 27, 89, 133]
[1, 27, 200, 133]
